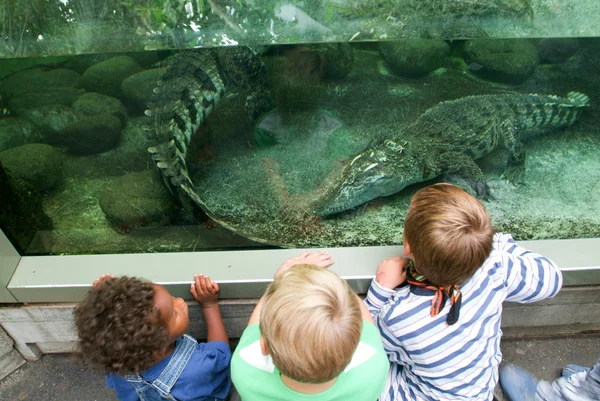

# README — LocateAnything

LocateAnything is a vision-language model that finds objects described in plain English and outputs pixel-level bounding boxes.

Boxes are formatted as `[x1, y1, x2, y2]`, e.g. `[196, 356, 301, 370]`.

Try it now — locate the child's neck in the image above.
[153, 341, 177, 364]
[281, 375, 336, 394]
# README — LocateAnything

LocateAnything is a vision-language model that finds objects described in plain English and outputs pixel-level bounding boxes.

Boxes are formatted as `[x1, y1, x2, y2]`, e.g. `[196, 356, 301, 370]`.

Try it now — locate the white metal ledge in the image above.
[4, 236, 600, 303]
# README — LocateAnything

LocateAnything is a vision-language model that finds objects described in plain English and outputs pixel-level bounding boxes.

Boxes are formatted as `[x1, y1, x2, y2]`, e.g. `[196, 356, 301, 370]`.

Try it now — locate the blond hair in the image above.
[404, 183, 494, 286]
[260, 264, 362, 383]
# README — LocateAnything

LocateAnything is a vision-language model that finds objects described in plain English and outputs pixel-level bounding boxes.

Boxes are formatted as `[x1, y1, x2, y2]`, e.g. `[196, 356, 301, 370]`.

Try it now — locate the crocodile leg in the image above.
[439, 151, 490, 198]
[499, 119, 526, 185]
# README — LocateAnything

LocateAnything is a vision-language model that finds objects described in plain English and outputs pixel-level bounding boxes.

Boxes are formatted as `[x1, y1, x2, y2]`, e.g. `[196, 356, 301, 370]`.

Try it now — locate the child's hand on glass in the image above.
[274, 250, 334, 278]
[376, 256, 409, 289]
[191, 274, 219, 308]
[92, 274, 114, 288]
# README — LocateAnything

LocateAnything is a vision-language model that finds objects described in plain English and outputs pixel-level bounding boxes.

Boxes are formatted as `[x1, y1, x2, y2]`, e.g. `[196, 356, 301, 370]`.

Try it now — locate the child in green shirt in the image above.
[231, 251, 390, 401]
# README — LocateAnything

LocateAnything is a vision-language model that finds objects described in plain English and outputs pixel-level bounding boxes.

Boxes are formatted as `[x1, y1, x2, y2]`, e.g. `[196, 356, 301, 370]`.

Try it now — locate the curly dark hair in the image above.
[74, 277, 169, 375]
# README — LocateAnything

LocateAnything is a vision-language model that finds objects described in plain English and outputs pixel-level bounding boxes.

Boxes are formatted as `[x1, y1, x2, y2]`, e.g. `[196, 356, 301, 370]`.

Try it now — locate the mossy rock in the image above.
[463, 39, 539, 84]
[0, 143, 63, 192]
[0, 161, 52, 252]
[379, 39, 450, 76]
[0, 118, 43, 152]
[73, 93, 127, 124]
[120, 68, 165, 112]
[81, 56, 143, 98]
[0, 68, 81, 100]
[8, 88, 85, 116]
[20, 105, 79, 141]
[98, 170, 177, 228]
[319, 43, 354, 79]
[538, 38, 579, 64]
[59, 114, 122, 155]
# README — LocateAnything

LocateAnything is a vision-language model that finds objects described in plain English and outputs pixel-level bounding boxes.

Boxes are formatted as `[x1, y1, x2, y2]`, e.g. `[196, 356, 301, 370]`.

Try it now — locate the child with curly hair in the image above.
[75, 274, 230, 401]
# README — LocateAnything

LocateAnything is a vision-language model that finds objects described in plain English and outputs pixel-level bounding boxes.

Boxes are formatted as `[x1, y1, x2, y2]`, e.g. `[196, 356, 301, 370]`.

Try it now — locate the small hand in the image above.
[375, 256, 409, 289]
[190, 275, 220, 308]
[275, 250, 334, 278]
[92, 274, 114, 289]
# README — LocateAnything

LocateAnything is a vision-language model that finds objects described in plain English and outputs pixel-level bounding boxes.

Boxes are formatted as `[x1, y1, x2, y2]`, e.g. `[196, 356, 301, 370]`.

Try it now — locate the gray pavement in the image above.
[0, 335, 599, 401]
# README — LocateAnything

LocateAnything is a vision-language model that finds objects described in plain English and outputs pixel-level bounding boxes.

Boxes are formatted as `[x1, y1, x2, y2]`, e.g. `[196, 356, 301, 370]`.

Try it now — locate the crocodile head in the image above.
[313, 139, 422, 216]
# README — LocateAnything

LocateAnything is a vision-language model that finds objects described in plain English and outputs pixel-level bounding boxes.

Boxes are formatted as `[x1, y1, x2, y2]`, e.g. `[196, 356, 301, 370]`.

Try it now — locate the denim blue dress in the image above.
[107, 335, 231, 401]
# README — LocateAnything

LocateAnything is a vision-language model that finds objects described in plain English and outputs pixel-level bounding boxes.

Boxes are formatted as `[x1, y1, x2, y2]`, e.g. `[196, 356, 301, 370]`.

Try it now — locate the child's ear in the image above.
[260, 336, 269, 356]
[403, 241, 412, 258]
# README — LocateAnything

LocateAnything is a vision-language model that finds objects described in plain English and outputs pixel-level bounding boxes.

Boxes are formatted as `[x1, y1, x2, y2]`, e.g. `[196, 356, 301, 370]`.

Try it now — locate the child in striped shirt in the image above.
[365, 183, 563, 401]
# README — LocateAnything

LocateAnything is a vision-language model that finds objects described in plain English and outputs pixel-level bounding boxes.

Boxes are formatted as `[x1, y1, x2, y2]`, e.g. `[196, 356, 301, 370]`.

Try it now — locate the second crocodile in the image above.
[314, 91, 590, 216]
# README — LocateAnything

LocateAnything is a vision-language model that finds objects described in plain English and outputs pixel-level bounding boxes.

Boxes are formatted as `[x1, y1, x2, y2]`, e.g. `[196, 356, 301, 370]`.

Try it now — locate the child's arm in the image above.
[247, 251, 334, 326]
[498, 233, 563, 303]
[191, 275, 229, 345]
[364, 256, 408, 315]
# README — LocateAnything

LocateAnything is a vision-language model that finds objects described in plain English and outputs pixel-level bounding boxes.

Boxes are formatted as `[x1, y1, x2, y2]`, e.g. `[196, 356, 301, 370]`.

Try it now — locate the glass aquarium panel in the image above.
[0, 36, 599, 255]
[0, 0, 599, 59]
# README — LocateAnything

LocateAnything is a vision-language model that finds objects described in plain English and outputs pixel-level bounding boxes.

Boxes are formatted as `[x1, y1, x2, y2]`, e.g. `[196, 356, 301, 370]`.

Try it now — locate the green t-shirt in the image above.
[231, 321, 390, 401]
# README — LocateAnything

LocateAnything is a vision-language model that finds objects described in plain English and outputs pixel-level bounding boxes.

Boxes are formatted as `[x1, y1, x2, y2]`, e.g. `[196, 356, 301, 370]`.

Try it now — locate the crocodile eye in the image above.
[384, 139, 404, 153]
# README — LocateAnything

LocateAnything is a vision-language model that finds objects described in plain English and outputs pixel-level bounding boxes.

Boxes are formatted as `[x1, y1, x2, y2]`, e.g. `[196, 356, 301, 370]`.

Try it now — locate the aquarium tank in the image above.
[0, 0, 599, 256]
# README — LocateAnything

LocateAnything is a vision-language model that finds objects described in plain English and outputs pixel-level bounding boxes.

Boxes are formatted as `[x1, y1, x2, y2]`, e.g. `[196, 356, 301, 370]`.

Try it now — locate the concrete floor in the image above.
[0, 336, 599, 401]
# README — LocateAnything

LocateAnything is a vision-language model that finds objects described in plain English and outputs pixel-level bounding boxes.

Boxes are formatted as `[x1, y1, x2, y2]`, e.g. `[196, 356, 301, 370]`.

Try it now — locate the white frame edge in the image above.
[6, 237, 600, 303]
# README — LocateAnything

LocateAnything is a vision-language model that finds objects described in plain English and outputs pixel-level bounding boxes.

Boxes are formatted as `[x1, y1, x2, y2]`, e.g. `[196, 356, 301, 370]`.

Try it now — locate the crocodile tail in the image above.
[145, 50, 225, 211]
[567, 91, 590, 107]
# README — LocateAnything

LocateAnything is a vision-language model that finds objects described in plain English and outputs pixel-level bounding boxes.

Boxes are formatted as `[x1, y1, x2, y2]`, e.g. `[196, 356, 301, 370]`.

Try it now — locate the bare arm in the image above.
[191, 275, 229, 345]
[247, 296, 265, 326]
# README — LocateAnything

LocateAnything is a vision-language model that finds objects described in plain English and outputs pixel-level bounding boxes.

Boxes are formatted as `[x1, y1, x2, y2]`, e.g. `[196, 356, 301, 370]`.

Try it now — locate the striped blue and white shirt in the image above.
[365, 233, 563, 401]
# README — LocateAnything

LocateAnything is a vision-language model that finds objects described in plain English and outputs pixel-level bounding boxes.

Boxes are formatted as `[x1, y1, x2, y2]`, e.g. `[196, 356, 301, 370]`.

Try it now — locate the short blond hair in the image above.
[404, 183, 494, 286]
[260, 264, 362, 383]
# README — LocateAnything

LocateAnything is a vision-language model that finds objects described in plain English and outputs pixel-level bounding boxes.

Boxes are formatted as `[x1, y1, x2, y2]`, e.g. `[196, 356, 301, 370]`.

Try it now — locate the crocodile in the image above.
[145, 47, 273, 212]
[314, 91, 590, 216]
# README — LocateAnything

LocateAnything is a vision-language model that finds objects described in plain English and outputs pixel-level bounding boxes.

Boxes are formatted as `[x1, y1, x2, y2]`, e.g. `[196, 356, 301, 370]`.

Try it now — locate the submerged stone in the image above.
[98, 170, 177, 229]
[0, 144, 63, 192]
[463, 39, 539, 84]
[121, 68, 165, 112]
[0, 118, 43, 152]
[81, 56, 143, 98]
[379, 39, 450, 76]
[59, 114, 122, 155]
[8, 88, 85, 116]
[73, 93, 127, 124]
[0, 68, 81, 100]
[20, 105, 79, 142]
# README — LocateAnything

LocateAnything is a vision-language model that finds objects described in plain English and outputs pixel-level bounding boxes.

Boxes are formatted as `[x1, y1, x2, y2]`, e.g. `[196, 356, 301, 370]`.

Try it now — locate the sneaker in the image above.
[561, 364, 589, 378]
[499, 364, 539, 401]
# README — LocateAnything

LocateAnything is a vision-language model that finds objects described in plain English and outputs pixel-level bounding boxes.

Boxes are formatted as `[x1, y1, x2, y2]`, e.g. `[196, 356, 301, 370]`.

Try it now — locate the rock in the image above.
[320, 43, 354, 79]
[0, 144, 63, 192]
[0, 161, 53, 252]
[62, 117, 153, 177]
[20, 105, 79, 141]
[98, 170, 176, 228]
[538, 38, 579, 64]
[0, 56, 70, 80]
[0, 118, 43, 152]
[463, 39, 539, 84]
[121, 68, 164, 112]
[59, 114, 122, 155]
[73, 93, 127, 124]
[379, 39, 450, 76]
[0, 68, 81, 100]
[8, 88, 85, 116]
[81, 56, 143, 98]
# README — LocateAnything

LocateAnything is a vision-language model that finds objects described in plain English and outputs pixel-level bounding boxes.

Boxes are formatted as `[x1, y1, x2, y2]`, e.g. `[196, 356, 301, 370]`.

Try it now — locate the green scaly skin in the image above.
[145, 47, 274, 213]
[314, 91, 590, 216]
